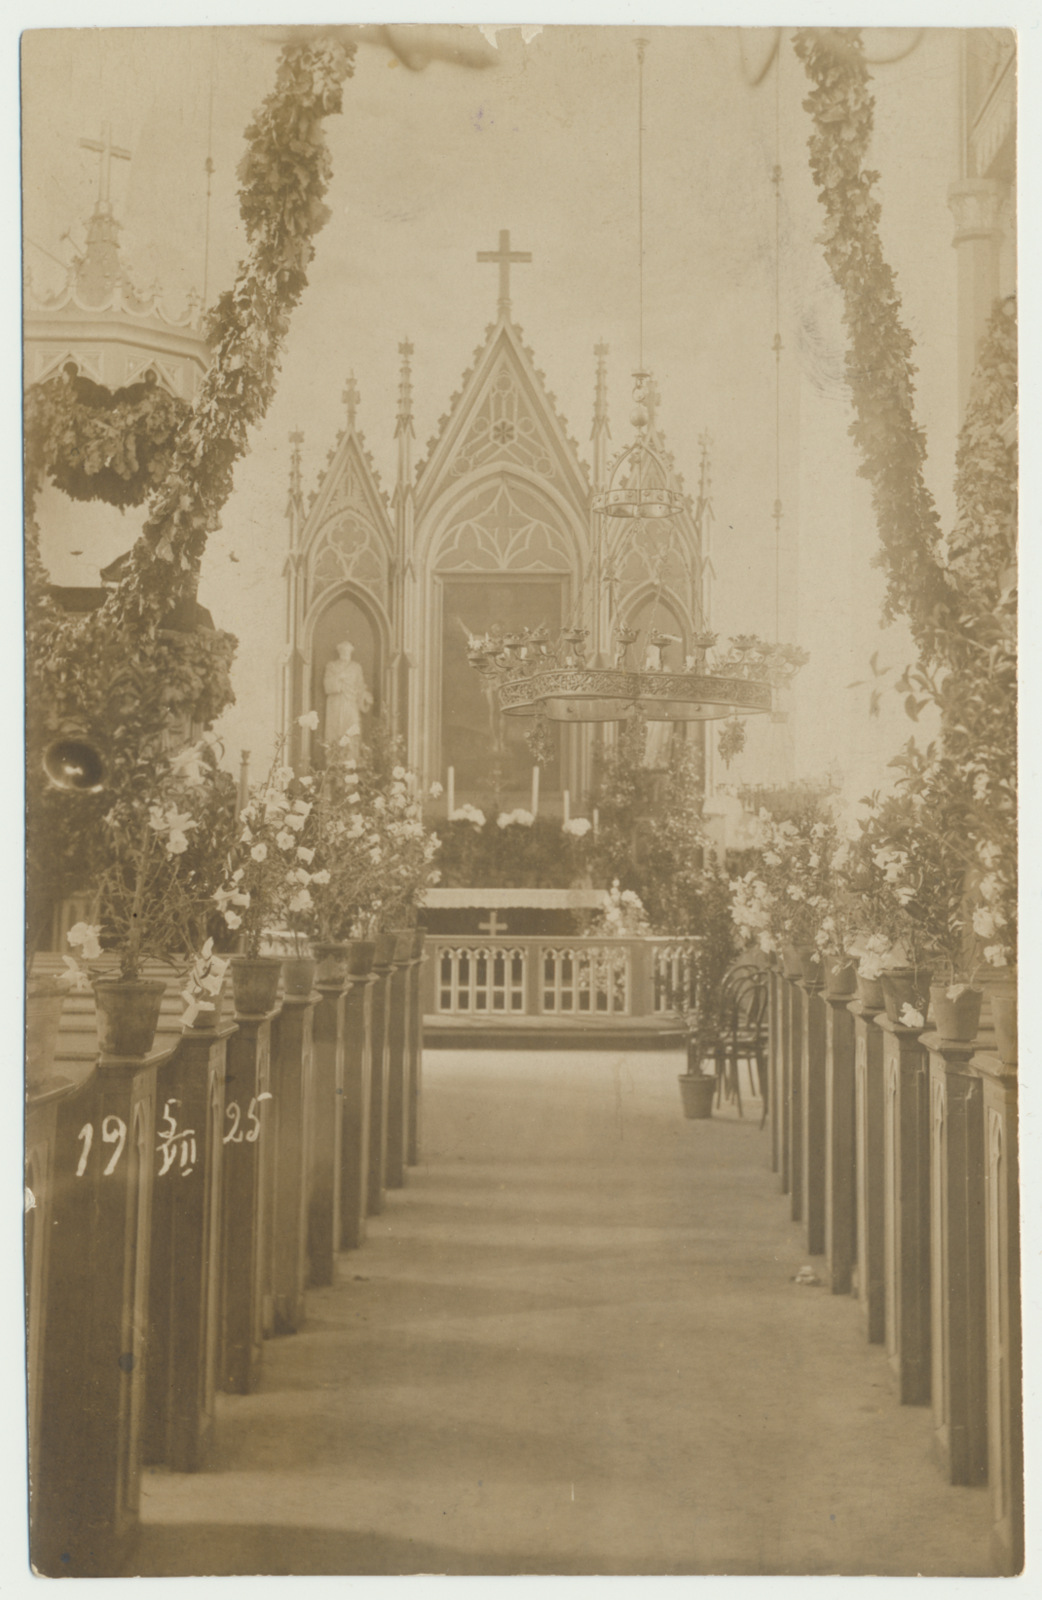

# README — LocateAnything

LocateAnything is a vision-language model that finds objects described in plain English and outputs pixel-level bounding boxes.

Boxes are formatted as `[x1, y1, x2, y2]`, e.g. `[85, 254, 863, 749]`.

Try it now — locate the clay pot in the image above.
[313, 941, 351, 988]
[373, 931, 398, 967]
[282, 957, 317, 997]
[184, 983, 229, 1034]
[781, 946, 804, 980]
[678, 1072, 715, 1120]
[880, 968, 932, 1029]
[230, 955, 282, 1016]
[855, 974, 886, 1013]
[824, 958, 858, 1000]
[929, 983, 983, 1045]
[93, 977, 166, 1057]
[348, 939, 377, 976]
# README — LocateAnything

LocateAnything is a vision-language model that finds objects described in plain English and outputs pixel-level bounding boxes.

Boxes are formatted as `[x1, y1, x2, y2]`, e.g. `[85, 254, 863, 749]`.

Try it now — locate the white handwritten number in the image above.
[223, 1101, 243, 1144]
[75, 1122, 93, 1178]
[245, 1097, 262, 1142]
[101, 1115, 128, 1176]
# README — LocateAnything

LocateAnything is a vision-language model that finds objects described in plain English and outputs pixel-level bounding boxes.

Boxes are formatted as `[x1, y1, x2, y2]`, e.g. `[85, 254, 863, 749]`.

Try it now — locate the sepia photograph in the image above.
[19, 7, 1025, 1581]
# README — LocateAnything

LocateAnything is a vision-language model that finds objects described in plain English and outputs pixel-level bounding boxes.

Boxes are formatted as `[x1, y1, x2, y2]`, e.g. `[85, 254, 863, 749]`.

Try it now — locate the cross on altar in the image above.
[477, 229, 532, 320]
[79, 122, 131, 208]
[478, 911, 508, 937]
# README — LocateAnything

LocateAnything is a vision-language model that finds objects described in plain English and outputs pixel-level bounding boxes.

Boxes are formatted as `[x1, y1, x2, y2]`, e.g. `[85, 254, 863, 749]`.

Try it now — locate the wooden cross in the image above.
[342, 374, 359, 431]
[79, 122, 131, 207]
[477, 229, 531, 320]
[478, 910, 508, 937]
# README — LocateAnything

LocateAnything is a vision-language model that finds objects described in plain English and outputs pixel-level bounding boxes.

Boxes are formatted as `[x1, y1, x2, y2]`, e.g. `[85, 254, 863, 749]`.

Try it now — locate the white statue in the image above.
[323, 640, 373, 757]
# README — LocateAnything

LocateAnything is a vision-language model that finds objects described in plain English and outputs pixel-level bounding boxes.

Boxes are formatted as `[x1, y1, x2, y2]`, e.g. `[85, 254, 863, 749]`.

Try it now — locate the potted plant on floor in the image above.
[675, 1002, 718, 1120]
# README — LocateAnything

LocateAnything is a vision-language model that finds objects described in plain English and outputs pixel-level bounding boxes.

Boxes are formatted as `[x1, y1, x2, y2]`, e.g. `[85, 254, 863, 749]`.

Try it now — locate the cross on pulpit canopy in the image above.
[478, 910, 508, 937]
[477, 229, 532, 320]
[79, 122, 131, 208]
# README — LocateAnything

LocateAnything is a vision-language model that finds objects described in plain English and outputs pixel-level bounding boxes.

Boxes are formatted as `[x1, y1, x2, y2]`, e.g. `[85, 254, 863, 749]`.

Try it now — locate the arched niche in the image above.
[308, 586, 387, 757]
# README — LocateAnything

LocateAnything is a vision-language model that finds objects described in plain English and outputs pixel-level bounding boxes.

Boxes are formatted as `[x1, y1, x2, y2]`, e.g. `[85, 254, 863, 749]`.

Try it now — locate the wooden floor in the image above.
[129, 1048, 998, 1576]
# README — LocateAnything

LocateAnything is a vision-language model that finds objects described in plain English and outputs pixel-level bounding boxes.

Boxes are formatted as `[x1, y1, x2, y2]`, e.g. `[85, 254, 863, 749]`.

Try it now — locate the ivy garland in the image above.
[792, 28, 949, 660]
[25, 37, 358, 941]
[24, 370, 189, 510]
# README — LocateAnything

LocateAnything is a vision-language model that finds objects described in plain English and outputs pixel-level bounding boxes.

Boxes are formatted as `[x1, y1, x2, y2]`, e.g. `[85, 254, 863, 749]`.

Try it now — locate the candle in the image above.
[563, 789, 571, 825]
[447, 766, 455, 818]
[531, 765, 540, 817]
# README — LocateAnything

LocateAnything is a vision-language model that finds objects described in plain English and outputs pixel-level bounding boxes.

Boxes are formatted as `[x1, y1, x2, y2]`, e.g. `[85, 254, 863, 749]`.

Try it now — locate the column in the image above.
[269, 995, 315, 1333]
[927, 1036, 987, 1485]
[144, 1025, 230, 1472]
[308, 975, 345, 1287]
[947, 178, 1006, 417]
[219, 1013, 273, 1394]
[824, 994, 857, 1293]
[801, 982, 827, 1256]
[880, 1015, 931, 1405]
[31, 1047, 162, 1576]
[367, 932, 397, 1216]
[977, 1048, 1022, 1574]
[340, 953, 375, 1248]
[854, 1003, 886, 1343]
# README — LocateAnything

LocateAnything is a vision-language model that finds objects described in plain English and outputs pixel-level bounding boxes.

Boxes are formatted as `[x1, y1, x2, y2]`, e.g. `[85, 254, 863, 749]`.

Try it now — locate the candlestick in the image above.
[593, 807, 599, 835]
[531, 765, 540, 817]
[447, 765, 455, 818]
[563, 788, 570, 825]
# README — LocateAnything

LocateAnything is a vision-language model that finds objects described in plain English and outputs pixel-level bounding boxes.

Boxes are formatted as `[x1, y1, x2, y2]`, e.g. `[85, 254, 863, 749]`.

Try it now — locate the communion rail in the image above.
[422, 935, 701, 1046]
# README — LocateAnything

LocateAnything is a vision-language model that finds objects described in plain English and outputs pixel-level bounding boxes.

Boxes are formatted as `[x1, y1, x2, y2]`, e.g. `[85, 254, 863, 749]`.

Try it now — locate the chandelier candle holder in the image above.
[467, 39, 808, 739]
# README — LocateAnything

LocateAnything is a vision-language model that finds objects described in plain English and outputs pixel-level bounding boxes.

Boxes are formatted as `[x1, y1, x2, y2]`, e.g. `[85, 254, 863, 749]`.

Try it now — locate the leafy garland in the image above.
[792, 28, 948, 658]
[25, 37, 358, 946]
[793, 28, 1017, 966]
[24, 370, 188, 510]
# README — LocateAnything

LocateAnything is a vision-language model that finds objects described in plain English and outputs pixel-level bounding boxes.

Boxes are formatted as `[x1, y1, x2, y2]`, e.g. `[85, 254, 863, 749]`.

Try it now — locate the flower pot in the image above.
[93, 977, 166, 1057]
[989, 980, 1017, 1066]
[856, 974, 885, 1013]
[348, 939, 377, 976]
[26, 979, 67, 1082]
[824, 958, 858, 1000]
[929, 984, 983, 1045]
[797, 945, 824, 987]
[282, 956, 317, 997]
[781, 945, 804, 980]
[184, 983, 229, 1034]
[678, 1073, 715, 1120]
[230, 955, 282, 1016]
[313, 941, 352, 987]
[392, 930, 415, 963]
[373, 931, 398, 967]
[880, 968, 932, 1029]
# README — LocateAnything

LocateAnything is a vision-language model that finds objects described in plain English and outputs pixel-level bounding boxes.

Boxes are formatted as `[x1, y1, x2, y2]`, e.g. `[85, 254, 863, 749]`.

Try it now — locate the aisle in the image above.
[130, 1049, 996, 1576]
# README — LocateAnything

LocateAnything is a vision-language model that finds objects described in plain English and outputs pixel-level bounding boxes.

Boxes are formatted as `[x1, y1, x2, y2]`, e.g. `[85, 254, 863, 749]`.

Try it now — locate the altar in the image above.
[418, 886, 608, 938]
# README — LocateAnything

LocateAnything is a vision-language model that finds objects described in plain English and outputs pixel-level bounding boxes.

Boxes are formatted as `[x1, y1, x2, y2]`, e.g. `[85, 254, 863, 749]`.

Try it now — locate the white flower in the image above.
[297, 710, 320, 730]
[450, 804, 486, 827]
[497, 809, 534, 828]
[973, 908, 999, 939]
[297, 846, 315, 865]
[429, 781, 444, 798]
[182, 998, 201, 1027]
[170, 744, 207, 785]
[899, 1004, 924, 1029]
[224, 910, 243, 930]
[293, 799, 312, 817]
[392, 766, 406, 780]
[984, 944, 1009, 968]
[231, 891, 251, 908]
[763, 850, 781, 867]
[67, 922, 103, 960]
[250, 843, 268, 862]
[166, 830, 190, 857]
[276, 830, 295, 850]
[288, 889, 313, 913]
[563, 817, 592, 838]
[311, 869, 331, 886]
[57, 955, 92, 993]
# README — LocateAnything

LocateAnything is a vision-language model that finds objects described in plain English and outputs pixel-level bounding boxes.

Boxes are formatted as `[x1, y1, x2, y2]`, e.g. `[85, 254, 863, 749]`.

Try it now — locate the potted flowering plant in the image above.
[60, 737, 231, 1055]
[214, 737, 320, 1014]
[674, 998, 717, 1119]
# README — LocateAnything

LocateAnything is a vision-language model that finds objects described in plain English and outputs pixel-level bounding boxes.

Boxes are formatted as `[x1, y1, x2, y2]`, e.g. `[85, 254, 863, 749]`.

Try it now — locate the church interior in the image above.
[20, 21, 1023, 1582]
